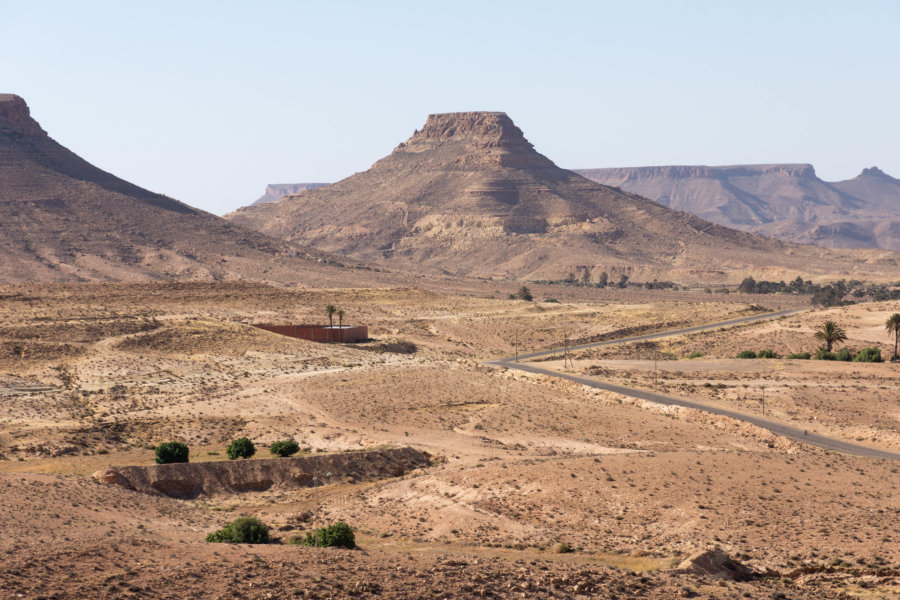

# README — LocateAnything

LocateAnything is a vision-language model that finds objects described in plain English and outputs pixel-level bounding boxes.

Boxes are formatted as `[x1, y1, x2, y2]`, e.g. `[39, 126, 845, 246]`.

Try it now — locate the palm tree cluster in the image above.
[813, 320, 847, 352]
[886, 313, 900, 361]
[324, 304, 347, 342]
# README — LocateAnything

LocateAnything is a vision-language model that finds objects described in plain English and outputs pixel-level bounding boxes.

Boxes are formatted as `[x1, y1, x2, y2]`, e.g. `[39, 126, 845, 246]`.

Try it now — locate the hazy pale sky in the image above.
[2, 1, 898, 215]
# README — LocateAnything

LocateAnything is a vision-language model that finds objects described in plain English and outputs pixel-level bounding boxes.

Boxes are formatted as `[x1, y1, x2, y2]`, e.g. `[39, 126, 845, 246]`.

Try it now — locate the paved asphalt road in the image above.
[486, 310, 900, 461]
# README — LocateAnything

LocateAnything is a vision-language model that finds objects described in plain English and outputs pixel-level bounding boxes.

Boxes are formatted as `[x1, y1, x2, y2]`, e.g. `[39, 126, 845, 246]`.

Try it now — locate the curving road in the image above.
[486, 310, 900, 460]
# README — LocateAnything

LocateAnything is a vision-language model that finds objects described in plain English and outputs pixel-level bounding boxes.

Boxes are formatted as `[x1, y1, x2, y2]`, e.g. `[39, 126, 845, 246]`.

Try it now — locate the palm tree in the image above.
[325, 304, 336, 342]
[337, 309, 345, 343]
[885, 313, 900, 361]
[813, 320, 848, 352]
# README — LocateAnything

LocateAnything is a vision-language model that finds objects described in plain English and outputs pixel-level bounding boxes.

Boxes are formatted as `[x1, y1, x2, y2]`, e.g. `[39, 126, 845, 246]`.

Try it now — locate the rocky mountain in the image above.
[226, 112, 899, 283]
[252, 183, 330, 206]
[0, 94, 350, 284]
[575, 164, 900, 250]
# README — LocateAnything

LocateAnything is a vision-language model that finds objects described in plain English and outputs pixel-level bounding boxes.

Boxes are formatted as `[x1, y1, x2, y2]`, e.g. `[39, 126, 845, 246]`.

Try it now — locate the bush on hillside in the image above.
[269, 439, 300, 457]
[302, 521, 355, 548]
[686, 351, 705, 359]
[756, 349, 777, 358]
[226, 437, 256, 460]
[736, 350, 756, 359]
[206, 516, 270, 544]
[155, 441, 189, 464]
[853, 347, 883, 363]
[786, 352, 810, 359]
[834, 348, 855, 361]
[813, 348, 836, 360]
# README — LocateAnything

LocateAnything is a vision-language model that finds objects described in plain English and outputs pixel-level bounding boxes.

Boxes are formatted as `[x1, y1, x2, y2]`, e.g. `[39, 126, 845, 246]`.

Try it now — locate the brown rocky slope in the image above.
[227, 112, 900, 283]
[0, 94, 358, 284]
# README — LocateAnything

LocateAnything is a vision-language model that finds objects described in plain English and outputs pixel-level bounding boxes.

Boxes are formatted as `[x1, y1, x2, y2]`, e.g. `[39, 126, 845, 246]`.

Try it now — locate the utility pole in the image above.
[515, 330, 518, 363]
[654, 349, 659, 390]
[761, 386, 766, 416]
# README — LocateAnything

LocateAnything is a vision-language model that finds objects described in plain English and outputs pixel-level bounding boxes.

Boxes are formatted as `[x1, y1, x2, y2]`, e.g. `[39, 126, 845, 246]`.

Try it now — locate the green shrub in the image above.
[269, 439, 300, 457]
[543, 298, 559, 303]
[834, 348, 854, 361]
[813, 348, 836, 360]
[736, 350, 757, 359]
[756, 349, 777, 359]
[303, 521, 355, 548]
[155, 441, 189, 464]
[853, 347, 883, 363]
[206, 516, 270, 544]
[786, 352, 810, 360]
[686, 351, 705, 359]
[226, 437, 256, 460]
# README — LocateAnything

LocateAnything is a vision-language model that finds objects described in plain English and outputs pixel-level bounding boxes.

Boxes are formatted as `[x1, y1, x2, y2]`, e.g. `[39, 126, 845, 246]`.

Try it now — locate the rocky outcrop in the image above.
[226, 112, 900, 283]
[252, 183, 330, 206]
[576, 163, 900, 250]
[0, 94, 45, 137]
[676, 549, 751, 580]
[92, 447, 429, 498]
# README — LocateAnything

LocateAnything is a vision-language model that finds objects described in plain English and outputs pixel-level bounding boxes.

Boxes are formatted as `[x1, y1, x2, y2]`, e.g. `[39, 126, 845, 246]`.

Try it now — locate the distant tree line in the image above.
[738, 276, 900, 307]
[530, 270, 679, 290]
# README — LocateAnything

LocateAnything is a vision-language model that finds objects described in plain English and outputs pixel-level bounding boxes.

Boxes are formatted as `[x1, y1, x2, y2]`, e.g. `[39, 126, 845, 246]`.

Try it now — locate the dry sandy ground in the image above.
[1, 282, 898, 599]
[563, 301, 900, 452]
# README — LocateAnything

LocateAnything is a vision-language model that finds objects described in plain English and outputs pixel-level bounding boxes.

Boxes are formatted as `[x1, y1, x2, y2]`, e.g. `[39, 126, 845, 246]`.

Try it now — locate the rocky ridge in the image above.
[576, 163, 900, 250]
[0, 94, 359, 284]
[252, 182, 330, 206]
[227, 111, 900, 283]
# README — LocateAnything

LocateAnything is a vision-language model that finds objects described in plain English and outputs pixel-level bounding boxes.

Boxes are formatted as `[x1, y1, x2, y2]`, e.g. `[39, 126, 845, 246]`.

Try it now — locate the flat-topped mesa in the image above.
[0, 94, 45, 136]
[411, 111, 530, 145]
[392, 111, 555, 169]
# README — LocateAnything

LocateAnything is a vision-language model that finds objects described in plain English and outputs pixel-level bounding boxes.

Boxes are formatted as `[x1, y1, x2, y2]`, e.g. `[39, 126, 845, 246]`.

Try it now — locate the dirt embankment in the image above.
[93, 447, 429, 498]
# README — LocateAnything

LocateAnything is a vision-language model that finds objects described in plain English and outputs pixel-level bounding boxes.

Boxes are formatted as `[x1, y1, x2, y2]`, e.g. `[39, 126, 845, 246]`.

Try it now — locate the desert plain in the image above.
[0, 281, 898, 600]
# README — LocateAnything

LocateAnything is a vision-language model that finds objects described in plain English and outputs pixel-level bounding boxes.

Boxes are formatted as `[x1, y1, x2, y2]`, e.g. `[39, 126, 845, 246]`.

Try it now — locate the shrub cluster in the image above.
[853, 347, 883, 362]
[736, 350, 777, 359]
[206, 516, 270, 544]
[269, 439, 300, 457]
[155, 441, 189, 464]
[226, 437, 256, 460]
[301, 521, 355, 548]
[786, 352, 811, 360]
[813, 347, 883, 362]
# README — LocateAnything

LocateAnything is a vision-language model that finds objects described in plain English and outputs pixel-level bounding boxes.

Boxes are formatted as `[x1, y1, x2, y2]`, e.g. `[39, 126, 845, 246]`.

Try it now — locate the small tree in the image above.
[738, 276, 757, 294]
[325, 304, 336, 342]
[885, 313, 900, 360]
[303, 521, 355, 548]
[269, 439, 300, 457]
[813, 321, 848, 352]
[226, 437, 256, 460]
[336, 309, 345, 342]
[155, 441, 189, 464]
[597, 271, 608, 287]
[206, 516, 270, 544]
[616, 274, 629, 289]
[515, 285, 533, 301]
